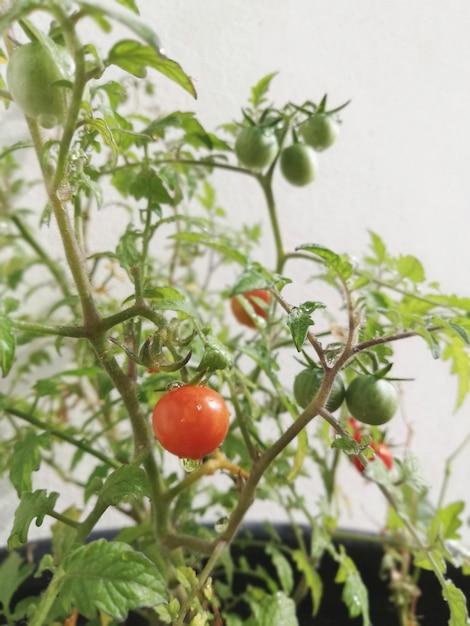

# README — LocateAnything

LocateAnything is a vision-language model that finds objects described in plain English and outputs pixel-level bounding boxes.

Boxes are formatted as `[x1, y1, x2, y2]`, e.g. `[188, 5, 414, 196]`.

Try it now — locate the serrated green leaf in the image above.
[172, 232, 247, 265]
[250, 72, 278, 108]
[441, 580, 470, 626]
[83, 116, 118, 166]
[256, 591, 298, 626]
[367, 231, 388, 263]
[152, 298, 198, 318]
[98, 465, 150, 507]
[442, 336, 470, 409]
[396, 254, 425, 282]
[0, 552, 34, 619]
[9, 430, 50, 496]
[334, 546, 370, 625]
[0, 313, 15, 377]
[60, 540, 167, 620]
[292, 549, 323, 615]
[107, 39, 196, 98]
[296, 243, 353, 280]
[415, 326, 441, 359]
[433, 501, 465, 542]
[129, 168, 171, 205]
[265, 545, 294, 595]
[287, 308, 314, 352]
[8, 490, 59, 549]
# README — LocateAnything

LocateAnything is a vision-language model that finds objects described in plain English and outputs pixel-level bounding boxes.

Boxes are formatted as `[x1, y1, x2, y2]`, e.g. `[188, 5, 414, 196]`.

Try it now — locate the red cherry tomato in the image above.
[152, 385, 230, 460]
[230, 289, 270, 329]
[352, 441, 393, 473]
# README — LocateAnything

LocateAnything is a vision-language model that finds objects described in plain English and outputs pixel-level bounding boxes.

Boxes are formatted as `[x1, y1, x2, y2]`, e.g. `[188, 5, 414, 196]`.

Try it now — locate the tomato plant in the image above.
[230, 289, 270, 328]
[7, 41, 67, 128]
[152, 385, 230, 460]
[293, 367, 345, 411]
[299, 114, 339, 151]
[345, 375, 399, 425]
[279, 143, 317, 186]
[234, 126, 278, 169]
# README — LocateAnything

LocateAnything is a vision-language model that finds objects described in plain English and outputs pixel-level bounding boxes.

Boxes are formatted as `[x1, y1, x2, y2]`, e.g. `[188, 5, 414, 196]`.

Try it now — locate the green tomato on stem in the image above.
[7, 41, 68, 129]
[345, 375, 398, 426]
[234, 126, 278, 170]
[293, 367, 345, 412]
[280, 143, 318, 186]
[299, 114, 339, 151]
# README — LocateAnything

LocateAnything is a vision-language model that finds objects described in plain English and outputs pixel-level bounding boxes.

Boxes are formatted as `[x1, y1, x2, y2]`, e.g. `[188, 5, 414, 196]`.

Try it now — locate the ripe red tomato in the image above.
[230, 289, 270, 329]
[352, 441, 393, 473]
[152, 385, 230, 460]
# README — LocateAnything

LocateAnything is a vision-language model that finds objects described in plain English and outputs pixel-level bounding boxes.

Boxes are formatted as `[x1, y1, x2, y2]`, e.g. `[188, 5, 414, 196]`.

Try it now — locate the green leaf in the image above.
[0, 313, 15, 377]
[296, 243, 353, 280]
[292, 549, 323, 615]
[396, 254, 425, 282]
[256, 591, 298, 626]
[432, 501, 465, 542]
[107, 39, 196, 98]
[441, 580, 470, 626]
[9, 430, 50, 496]
[172, 232, 247, 265]
[442, 336, 470, 409]
[129, 169, 172, 205]
[231, 267, 272, 295]
[115, 0, 139, 12]
[265, 545, 294, 595]
[367, 231, 388, 264]
[0, 0, 43, 37]
[8, 490, 59, 549]
[0, 552, 34, 620]
[334, 546, 370, 625]
[98, 465, 150, 507]
[249, 72, 278, 108]
[83, 117, 118, 166]
[60, 540, 167, 620]
[287, 309, 313, 352]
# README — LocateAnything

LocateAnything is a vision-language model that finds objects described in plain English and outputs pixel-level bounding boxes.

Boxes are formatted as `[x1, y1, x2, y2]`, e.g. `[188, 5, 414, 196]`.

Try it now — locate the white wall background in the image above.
[1, 1, 470, 543]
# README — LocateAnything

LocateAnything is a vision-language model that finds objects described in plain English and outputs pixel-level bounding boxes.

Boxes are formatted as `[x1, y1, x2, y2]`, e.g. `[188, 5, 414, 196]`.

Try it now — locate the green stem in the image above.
[29, 567, 65, 626]
[257, 172, 286, 273]
[175, 538, 228, 624]
[5, 405, 119, 468]
[10, 214, 71, 298]
[13, 320, 87, 338]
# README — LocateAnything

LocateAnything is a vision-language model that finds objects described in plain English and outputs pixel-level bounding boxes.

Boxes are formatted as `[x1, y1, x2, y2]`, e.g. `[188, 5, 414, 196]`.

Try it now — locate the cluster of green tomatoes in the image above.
[234, 111, 339, 186]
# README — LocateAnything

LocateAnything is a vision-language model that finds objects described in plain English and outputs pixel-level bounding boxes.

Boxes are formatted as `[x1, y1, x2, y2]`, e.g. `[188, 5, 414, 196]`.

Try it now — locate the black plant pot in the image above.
[1, 523, 468, 625]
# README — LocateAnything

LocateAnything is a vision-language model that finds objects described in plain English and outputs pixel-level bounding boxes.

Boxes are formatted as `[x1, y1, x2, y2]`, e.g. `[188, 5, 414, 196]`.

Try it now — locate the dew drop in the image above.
[180, 457, 201, 473]
[214, 516, 229, 533]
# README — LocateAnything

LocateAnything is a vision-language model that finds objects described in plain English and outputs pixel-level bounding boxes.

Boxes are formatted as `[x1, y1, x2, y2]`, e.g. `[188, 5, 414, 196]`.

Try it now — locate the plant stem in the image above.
[10, 214, 71, 298]
[13, 320, 87, 338]
[29, 567, 65, 626]
[257, 172, 286, 273]
[5, 405, 120, 468]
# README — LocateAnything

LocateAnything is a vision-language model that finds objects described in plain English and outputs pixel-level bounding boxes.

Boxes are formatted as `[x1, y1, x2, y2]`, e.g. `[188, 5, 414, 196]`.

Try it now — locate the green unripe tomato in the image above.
[299, 114, 339, 151]
[234, 127, 278, 170]
[7, 42, 67, 128]
[345, 375, 399, 426]
[280, 144, 317, 186]
[293, 368, 345, 412]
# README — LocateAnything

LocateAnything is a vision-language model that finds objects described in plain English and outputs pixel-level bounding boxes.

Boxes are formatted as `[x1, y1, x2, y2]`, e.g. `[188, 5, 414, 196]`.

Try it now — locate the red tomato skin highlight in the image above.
[152, 385, 230, 460]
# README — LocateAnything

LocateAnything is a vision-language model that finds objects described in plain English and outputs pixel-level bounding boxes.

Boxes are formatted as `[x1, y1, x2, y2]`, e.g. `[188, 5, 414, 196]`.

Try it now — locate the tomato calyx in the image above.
[345, 417, 394, 474]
